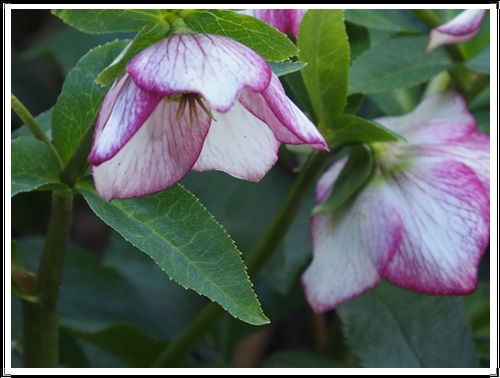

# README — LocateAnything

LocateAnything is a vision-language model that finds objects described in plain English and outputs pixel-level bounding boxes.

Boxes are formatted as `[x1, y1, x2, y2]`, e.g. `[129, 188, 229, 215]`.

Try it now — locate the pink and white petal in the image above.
[316, 157, 348, 204]
[374, 91, 474, 138]
[127, 34, 271, 113]
[89, 74, 162, 165]
[427, 10, 486, 52]
[192, 101, 280, 181]
[286, 9, 306, 38]
[302, 182, 403, 312]
[381, 157, 490, 294]
[240, 9, 289, 34]
[238, 74, 328, 150]
[92, 99, 211, 201]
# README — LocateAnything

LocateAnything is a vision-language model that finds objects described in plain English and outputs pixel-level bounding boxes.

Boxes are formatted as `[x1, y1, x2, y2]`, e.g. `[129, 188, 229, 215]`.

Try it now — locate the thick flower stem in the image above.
[151, 150, 330, 368]
[21, 192, 73, 367]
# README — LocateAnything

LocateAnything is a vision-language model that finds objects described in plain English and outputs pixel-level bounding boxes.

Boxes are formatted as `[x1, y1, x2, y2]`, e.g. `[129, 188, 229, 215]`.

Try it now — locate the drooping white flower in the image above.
[89, 32, 327, 201]
[427, 9, 486, 52]
[302, 91, 490, 312]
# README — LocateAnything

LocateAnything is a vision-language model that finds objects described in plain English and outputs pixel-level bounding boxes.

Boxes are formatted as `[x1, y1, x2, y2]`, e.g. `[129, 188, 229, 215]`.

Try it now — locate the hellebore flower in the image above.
[89, 32, 327, 201]
[302, 91, 490, 312]
[239, 9, 306, 39]
[427, 9, 486, 52]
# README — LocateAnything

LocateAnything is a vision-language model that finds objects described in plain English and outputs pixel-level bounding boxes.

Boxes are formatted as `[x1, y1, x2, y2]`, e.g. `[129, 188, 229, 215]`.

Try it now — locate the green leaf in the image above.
[283, 71, 317, 124]
[183, 9, 298, 62]
[96, 24, 170, 86]
[312, 145, 373, 216]
[268, 61, 307, 78]
[11, 108, 52, 140]
[299, 10, 350, 132]
[337, 281, 479, 367]
[330, 114, 403, 151]
[349, 36, 454, 94]
[76, 177, 268, 326]
[465, 46, 490, 74]
[345, 10, 421, 32]
[52, 40, 129, 163]
[66, 324, 167, 367]
[11, 137, 65, 196]
[52, 9, 172, 34]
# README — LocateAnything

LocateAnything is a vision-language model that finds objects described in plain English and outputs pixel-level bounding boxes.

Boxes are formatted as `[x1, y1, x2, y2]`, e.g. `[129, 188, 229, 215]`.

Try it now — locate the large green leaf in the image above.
[345, 9, 421, 32]
[299, 10, 349, 133]
[76, 177, 268, 326]
[52, 9, 172, 34]
[183, 9, 298, 62]
[349, 36, 454, 94]
[11, 137, 65, 196]
[337, 281, 479, 367]
[52, 40, 129, 163]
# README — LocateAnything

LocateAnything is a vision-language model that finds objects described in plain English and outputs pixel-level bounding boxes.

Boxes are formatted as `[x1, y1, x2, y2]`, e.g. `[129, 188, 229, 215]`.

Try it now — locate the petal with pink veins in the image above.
[92, 98, 211, 201]
[381, 156, 490, 294]
[427, 9, 486, 52]
[127, 33, 271, 113]
[192, 101, 280, 181]
[302, 177, 403, 312]
[239, 74, 328, 150]
[88, 74, 162, 165]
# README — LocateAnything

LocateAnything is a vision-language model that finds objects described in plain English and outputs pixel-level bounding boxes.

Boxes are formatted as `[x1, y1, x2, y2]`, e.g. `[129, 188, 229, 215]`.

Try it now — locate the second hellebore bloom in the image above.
[302, 91, 490, 312]
[239, 9, 306, 39]
[89, 32, 327, 201]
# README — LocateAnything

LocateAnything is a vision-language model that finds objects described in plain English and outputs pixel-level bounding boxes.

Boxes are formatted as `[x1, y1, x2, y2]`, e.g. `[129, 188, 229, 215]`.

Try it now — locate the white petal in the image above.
[127, 33, 271, 113]
[92, 98, 211, 201]
[192, 101, 280, 181]
[427, 10, 486, 52]
[302, 181, 403, 312]
[239, 74, 328, 150]
[89, 74, 162, 164]
[381, 156, 490, 294]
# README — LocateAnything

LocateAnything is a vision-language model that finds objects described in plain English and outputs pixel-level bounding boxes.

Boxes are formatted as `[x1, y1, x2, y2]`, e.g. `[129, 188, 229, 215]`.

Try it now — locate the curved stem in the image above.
[151, 149, 330, 367]
[22, 192, 74, 367]
[11, 94, 64, 169]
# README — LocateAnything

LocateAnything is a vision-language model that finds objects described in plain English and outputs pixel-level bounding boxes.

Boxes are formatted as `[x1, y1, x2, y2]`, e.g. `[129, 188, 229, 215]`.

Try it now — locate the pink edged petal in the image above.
[127, 33, 271, 113]
[286, 9, 306, 38]
[374, 91, 475, 138]
[192, 101, 280, 181]
[315, 157, 347, 204]
[381, 157, 490, 295]
[302, 182, 403, 312]
[92, 98, 211, 201]
[238, 74, 328, 150]
[240, 9, 289, 34]
[428, 10, 486, 52]
[89, 74, 162, 164]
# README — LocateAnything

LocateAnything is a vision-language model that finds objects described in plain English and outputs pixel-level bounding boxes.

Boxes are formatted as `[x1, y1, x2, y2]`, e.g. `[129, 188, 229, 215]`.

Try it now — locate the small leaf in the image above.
[183, 9, 298, 62]
[465, 46, 490, 74]
[268, 61, 307, 78]
[330, 113, 403, 151]
[52, 40, 129, 163]
[52, 9, 172, 34]
[349, 36, 454, 94]
[76, 177, 269, 326]
[96, 24, 170, 86]
[312, 145, 373, 216]
[299, 10, 350, 132]
[11, 137, 65, 196]
[337, 281, 479, 367]
[345, 9, 421, 32]
[11, 108, 52, 140]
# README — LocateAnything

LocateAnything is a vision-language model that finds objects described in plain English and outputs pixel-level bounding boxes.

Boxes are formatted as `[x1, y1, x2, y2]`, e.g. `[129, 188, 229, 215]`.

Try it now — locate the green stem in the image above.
[60, 118, 96, 187]
[151, 150, 330, 368]
[22, 192, 73, 367]
[11, 94, 64, 169]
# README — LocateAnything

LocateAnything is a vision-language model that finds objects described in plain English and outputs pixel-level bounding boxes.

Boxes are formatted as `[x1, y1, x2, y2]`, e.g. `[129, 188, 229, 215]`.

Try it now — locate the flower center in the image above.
[371, 140, 415, 177]
[165, 93, 215, 130]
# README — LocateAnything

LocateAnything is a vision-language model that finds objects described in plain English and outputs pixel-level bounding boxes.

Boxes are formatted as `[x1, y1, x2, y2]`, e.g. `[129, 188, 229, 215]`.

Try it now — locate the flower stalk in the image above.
[21, 192, 73, 367]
